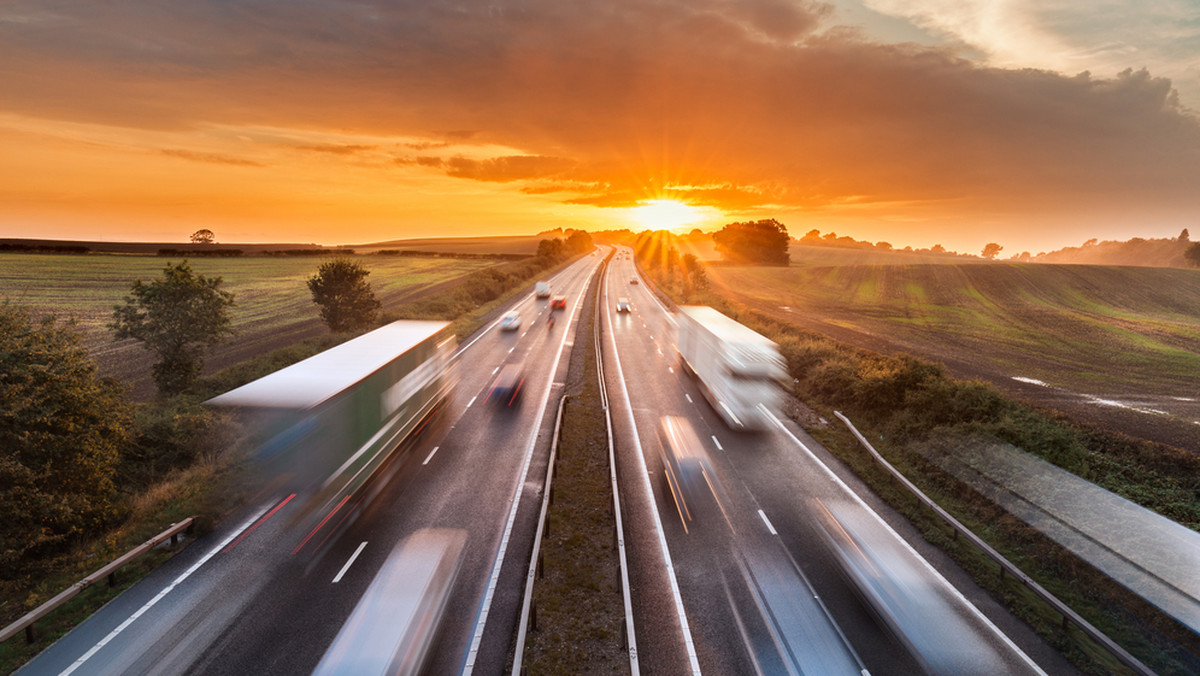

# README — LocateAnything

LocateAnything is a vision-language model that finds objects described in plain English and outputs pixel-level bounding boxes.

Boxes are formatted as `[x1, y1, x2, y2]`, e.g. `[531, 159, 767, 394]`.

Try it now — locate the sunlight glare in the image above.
[627, 199, 713, 231]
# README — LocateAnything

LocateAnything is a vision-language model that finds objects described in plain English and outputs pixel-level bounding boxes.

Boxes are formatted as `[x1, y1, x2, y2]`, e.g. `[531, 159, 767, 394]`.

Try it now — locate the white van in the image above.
[535, 281, 551, 298]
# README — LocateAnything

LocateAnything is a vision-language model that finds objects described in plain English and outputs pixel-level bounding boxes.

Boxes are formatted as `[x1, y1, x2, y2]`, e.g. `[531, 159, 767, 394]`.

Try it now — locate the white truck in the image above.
[207, 321, 456, 512]
[534, 281, 551, 298]
[675, 306, 787, 430]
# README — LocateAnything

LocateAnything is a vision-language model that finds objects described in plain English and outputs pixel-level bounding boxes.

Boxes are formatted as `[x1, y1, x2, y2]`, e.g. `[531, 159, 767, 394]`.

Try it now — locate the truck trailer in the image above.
[207, 320, 456, 512]
[675, 306, 786, 430]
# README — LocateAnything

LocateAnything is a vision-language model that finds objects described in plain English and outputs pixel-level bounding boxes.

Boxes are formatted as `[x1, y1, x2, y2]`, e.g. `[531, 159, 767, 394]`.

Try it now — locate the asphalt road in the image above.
[17, 247, 1081, 676]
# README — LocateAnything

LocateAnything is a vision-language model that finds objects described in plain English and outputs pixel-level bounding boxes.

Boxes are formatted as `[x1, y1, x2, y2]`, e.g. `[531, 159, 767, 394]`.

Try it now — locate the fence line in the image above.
[0, 517, 195, 645]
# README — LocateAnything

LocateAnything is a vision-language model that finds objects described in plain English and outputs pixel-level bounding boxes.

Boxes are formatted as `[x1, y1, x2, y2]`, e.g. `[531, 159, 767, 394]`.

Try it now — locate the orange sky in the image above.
[1, 1, 1198, 255]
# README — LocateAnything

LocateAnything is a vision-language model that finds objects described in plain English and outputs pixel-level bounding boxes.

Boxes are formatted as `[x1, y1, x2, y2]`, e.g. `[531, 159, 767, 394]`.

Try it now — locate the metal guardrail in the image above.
[834, 411, 1155, 676]
[512, 394, 568, 674]
[0, 517, 195, 645]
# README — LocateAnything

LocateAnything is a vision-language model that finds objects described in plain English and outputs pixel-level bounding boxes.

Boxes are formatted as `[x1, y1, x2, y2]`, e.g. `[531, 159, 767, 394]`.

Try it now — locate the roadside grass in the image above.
[0, 251, 580, 672]
[523, 252, 625, 672]
[0, 456, 248, 675]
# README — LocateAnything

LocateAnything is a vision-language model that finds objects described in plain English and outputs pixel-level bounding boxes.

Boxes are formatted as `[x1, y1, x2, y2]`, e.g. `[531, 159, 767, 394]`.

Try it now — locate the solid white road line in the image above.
[332, 542, 368, 583]
[423, 446, 440, 466]
[59, 506, 270, 676]
[758, 509, 777, 535]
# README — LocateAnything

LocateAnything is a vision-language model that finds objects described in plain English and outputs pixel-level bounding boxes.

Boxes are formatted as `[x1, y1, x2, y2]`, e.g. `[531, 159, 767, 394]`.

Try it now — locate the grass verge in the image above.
[523, 252, 626, 672]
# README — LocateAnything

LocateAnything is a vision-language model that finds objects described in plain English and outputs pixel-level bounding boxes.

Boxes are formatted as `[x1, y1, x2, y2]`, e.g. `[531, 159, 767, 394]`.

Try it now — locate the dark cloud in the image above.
[2, 0, 1199, 229]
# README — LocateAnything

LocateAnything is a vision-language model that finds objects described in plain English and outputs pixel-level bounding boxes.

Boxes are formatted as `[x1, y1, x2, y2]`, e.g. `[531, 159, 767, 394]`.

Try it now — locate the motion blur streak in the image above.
[222, 493, 295, 554]
[292, 495, 351, 556]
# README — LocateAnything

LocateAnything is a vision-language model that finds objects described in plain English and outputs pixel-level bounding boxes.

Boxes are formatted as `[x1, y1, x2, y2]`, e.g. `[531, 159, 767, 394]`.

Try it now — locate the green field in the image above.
[0, 253, 497, 351]
[0, 252, 500, 398]
[710, 262, 1200, 395]
[357, 235, 544, 256]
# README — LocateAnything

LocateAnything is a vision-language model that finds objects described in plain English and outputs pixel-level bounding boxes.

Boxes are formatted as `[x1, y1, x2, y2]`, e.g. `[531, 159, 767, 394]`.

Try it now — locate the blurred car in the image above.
[498, 310, 521, 331]
[629, 277, 639, 284]
[486, 363, 525, 406]
[616, 298, 631, 312]
[312, 528, 466, 676]
[657, 416, 718, 533]
[550, 296, 567, 311]
[535, 281, 551, 298]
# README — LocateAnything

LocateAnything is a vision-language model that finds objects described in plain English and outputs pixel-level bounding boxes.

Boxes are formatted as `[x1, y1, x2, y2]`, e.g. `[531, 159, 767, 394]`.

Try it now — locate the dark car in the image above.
[486, 364, 525, 407]
[629, 277, 639, 285]
[550, 296, 567, 311]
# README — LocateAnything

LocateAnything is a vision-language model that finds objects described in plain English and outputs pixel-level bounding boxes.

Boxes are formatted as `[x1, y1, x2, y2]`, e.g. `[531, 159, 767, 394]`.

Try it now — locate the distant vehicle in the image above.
[535, 281, 551, 298]
[616, 297, 631, 312]
[550, 296, 567, 311]
[487, 363, 525, 406]
[811, 498, 1009, 675]
[206, 321, 456, 511]
[498, 310, 521, 331]
[312, 528, 467, 676]
[657, 416, 719, 533]
[675, 306, 786, 430]
[629, 277, 639, 284]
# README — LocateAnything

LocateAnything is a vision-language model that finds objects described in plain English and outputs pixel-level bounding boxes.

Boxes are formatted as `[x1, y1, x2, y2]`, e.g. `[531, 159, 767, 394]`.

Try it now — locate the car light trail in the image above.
[222, 493, 296, 554]
[292, 495, 351, 555]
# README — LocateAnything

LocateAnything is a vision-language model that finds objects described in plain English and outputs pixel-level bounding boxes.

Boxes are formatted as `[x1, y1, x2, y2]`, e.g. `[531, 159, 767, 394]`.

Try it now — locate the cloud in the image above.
[442, 155, 576, 182]
[295, 144, 378, 155]
[160, 149, 264, 167]
[1, 0, 1199, 246]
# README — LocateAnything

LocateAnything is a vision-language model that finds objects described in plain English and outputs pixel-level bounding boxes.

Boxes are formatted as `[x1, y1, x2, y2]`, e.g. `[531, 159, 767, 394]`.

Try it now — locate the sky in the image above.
[1, 0, 1198, 255]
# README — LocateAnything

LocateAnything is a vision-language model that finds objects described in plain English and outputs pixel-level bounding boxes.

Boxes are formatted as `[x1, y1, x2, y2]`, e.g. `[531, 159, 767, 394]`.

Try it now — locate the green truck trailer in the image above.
[207, 320, 456, 512]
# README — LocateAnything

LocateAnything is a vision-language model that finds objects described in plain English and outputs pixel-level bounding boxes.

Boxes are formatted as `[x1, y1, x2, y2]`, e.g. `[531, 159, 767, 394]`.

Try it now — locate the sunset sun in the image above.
[627, 199, 715, 231]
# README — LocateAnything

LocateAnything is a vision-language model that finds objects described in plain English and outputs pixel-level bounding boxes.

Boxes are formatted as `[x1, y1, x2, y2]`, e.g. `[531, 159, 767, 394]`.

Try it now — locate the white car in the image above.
[616, 298, 631, 312]
[498, 310, 521, 331]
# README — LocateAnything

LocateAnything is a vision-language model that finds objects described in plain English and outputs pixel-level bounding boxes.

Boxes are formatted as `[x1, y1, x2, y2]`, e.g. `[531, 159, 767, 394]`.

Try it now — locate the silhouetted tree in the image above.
[2, 304, 131, 575]
[1185, 242, 1200, 268]
[190, 229, 215, 245]
[712, 219, 790, 265]
[308, 258, 381, 333]
[931, 244, 946, 254]
[565, 229, 594, 254]
[981, 242, 1004, 259]
[1180, 228, 1190, 242]
[536, 238, 567, 263]
[111, 261, 236, 395]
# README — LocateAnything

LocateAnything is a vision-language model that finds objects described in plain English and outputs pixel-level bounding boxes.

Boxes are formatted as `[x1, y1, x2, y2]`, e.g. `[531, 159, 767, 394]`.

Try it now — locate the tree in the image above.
[712, 219, 790, 265]
[111, 260, 236, 395]
[1185, 242, 1200, 268]
[1180, 228, 1190, 242]
[308, 258, 381, 333]
[536, 237, 567, 263]
[565, 229, 594, 254]
[2, 304, 131, 574]
[190, 229, 215, 245]
[981, 242, 1004, 259]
